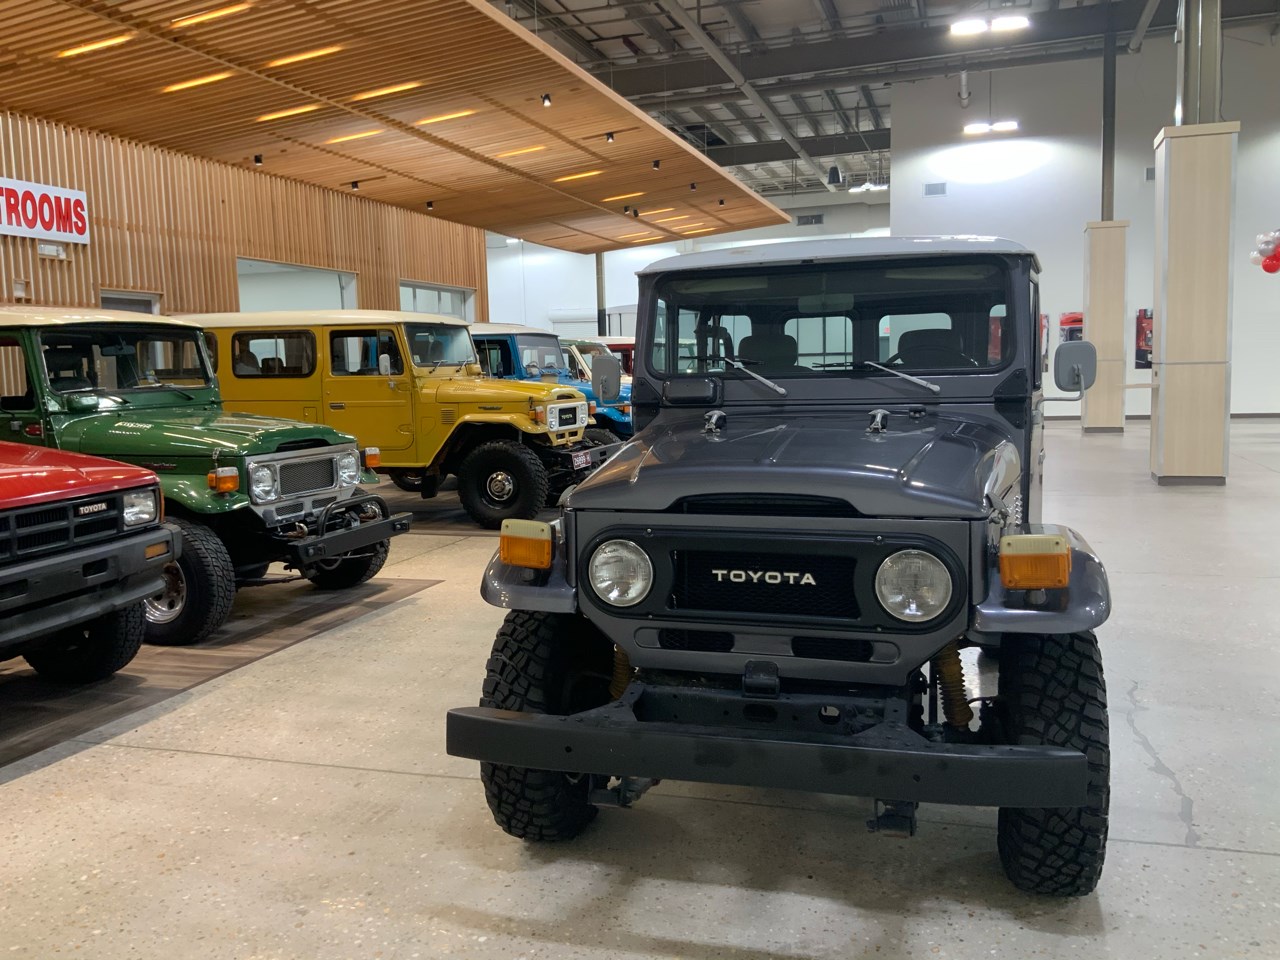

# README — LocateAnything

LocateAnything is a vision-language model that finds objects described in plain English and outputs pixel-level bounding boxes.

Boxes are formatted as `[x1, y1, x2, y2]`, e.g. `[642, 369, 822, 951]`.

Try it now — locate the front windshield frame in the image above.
[38, 323, 214, 397]
[645, 255, 1017, 386]
[405, 322, 477, 369]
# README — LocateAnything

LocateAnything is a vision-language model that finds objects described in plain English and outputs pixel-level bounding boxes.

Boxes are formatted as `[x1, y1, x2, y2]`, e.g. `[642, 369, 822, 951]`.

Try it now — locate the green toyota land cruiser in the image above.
[0, 308, 411, 646]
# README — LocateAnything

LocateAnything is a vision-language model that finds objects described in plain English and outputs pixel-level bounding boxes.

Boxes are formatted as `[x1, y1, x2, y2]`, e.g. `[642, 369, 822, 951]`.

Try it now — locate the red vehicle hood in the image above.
[0, 441, 157, 510]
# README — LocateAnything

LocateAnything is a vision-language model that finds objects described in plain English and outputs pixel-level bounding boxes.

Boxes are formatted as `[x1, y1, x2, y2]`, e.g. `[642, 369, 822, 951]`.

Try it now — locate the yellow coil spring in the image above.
[609, 644, 633, 700]
[934, 641, 974, 729]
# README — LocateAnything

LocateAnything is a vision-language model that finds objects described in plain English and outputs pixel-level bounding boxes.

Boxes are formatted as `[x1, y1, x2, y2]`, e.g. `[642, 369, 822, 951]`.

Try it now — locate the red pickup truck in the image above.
[0, 442, 176, 682]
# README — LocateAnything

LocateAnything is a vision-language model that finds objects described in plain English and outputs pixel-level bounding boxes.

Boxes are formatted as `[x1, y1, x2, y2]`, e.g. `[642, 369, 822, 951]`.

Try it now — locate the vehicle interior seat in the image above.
[895, 328, 976, 367]
[737, 333, 808, 374]
[260, 357, 283, 375]
[43, 347, 94, 391]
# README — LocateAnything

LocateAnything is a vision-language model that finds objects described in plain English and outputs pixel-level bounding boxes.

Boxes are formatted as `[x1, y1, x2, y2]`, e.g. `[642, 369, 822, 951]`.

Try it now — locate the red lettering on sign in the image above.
[36, 194, 54, 230]
[71, 198, 87, 235]
[19, 191, 37, 229]
[3, 189, 18, 227]
[53, 196, 73, 233]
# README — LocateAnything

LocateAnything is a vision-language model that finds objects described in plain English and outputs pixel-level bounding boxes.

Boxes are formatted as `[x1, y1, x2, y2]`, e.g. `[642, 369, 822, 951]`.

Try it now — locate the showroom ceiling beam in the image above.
[502, 0, 608, 63]
[860, 87, 885, 130]
[703, 130, 891, 166]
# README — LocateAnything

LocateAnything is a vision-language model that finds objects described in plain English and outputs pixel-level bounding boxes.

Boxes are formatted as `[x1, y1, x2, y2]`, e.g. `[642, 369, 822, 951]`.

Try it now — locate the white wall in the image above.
[890, 29, 1280, 414]
[236, 259, 357, 311]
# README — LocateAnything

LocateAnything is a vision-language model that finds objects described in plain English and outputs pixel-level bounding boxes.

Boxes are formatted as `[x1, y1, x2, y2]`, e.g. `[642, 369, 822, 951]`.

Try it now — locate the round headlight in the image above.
[336, 451, 360, 486]
[875, 549, 953, 622]
[249, 464, 278, 502]
[588, 539, 653, 607]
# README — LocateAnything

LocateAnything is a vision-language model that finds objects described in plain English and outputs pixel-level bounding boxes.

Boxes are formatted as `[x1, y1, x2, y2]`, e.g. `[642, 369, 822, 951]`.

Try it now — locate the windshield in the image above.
[514, 334, 569, 374]
[649, 258, 1012, 380]
[41, 324, 211, 395]
[405, 323, 475, 368]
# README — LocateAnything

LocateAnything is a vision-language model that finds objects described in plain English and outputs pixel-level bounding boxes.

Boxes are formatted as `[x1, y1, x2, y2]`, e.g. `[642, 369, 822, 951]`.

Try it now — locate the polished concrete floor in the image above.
[1, 421, 1277, 959]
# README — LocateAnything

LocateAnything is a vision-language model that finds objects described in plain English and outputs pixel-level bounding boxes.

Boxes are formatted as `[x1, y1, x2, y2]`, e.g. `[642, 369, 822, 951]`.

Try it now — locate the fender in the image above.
[480, 520, 576, 613]
[159, 473, 252, 516]
[973, 524, 1111, 634]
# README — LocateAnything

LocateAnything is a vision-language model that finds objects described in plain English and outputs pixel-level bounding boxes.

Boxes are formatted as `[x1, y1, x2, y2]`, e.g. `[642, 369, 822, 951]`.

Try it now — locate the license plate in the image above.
[571, 451, 592, 470]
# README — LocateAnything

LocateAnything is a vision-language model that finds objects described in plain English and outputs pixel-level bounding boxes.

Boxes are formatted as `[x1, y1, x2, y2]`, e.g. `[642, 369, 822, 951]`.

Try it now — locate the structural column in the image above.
[1149, 122, 1239, 485]
[1082, 220, 1128, 433]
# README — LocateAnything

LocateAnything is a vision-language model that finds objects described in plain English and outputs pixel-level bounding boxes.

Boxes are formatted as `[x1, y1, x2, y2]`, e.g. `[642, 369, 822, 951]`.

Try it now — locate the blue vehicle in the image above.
[469, 323, 633, 439]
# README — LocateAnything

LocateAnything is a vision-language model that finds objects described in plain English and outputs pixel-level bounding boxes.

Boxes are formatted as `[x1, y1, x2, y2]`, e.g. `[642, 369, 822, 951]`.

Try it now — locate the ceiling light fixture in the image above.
[326, 129, 383, 144]
[689, 182, 697, 191]
[350, 81, 422, 101]
[603, 192, 644, 202]
[57, 34, 133, 58]
[964, 120, 1019, 135]
[253, 154, 263, 166]
[950, 18, 989, 35]
[718, 198, 725, 206]
[350, 181, 359, 191]
[963, 121, 993, 135]
[256, 104, 320, 122]
[677, 222, 707, 229]
[652, 159, 661, 170]
[991, 120, 1020, 132]
[632, 209, 640, 218]
[638, 208, 674, 216]
[629, 236, 659, 243]
[495, 145, 546, 158]
[171, 3, 253, 28]
[267, 46, 342, 67]
[541, 93, 551, 107]
[427, 201, 434, 210]
[826, 165, 842, 186]
[162, 71, 234, 92]
[417, 109, 477, 125]
[606, 132, 615, 143]
[682, 228, 715, 235]
[618, 231, 651, 239]
[992, 16, 1031, 31]
[552, 170, 603, 182]
[654, 215, 689, 223]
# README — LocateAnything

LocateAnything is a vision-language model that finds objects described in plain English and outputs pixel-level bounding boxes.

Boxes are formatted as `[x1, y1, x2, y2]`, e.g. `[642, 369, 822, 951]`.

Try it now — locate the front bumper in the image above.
[284, 493, 412, 564]
[447, 684, 1089, 808]
[540, 439, 622, 482]
[0, 523, 177, 650]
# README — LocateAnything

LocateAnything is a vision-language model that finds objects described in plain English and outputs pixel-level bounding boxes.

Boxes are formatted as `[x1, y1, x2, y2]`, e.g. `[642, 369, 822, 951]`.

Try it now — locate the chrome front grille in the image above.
[279, 457, 336, 496]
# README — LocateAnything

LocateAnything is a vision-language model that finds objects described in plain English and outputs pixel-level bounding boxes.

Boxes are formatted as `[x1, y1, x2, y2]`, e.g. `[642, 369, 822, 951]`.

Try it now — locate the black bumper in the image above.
[540, 440, 622, 478]
[447, 694, 1090, 808]
[0, 523, 177, 651]
[285, 494, 412, 564]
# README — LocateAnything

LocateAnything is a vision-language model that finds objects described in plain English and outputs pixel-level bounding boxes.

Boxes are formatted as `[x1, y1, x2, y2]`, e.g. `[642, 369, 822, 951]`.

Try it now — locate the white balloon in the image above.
[1260, 239, 1278, 257]
[1250, 250, 1264, 265]
[1259, 232, 1274, 247]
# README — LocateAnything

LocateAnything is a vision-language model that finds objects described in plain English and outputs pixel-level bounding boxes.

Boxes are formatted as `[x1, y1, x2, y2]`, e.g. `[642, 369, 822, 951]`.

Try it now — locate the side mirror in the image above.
[591, 353, 622, 402]
[378, 354, 392, 377]
[1054, 340, 1097, 393]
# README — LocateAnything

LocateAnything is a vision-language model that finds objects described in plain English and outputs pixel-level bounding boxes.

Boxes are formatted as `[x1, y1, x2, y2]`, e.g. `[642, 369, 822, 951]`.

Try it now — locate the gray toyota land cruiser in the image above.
[447, 237, 1111, 896]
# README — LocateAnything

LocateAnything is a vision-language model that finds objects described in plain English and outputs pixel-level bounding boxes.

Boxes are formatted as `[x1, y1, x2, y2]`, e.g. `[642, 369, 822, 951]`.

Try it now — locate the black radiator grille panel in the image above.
[671, 550, 858, 619]
[658, 629, 734, 652]
[0, 491, 125, 565]
[791, 636, 874, 662]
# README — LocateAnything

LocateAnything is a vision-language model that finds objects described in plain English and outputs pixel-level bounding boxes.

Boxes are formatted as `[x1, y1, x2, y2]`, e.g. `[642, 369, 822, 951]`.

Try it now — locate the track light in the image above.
[652, 159, 660, 170]
[690, 182, 697, 191]
[427, 201, 434, 210]
[541, 93, 551, 107]
[632, 208, 640, 218]
[718, 198, 725, 206]
[350, 180, 359, 191]
[606, 131, 615, 143]
[623, 206, 630, 213]
[253, 154, 263, 166]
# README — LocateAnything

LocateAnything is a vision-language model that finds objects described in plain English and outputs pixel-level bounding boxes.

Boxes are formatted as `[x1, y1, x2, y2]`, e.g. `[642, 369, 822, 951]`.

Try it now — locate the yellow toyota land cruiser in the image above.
[189, 310, 612, 529]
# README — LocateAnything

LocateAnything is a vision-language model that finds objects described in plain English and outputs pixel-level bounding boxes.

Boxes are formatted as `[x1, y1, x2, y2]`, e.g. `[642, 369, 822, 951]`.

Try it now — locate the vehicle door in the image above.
[0, 333, 52, 447]
[219, 328, 322, 423]
[322, 326, 414, 451]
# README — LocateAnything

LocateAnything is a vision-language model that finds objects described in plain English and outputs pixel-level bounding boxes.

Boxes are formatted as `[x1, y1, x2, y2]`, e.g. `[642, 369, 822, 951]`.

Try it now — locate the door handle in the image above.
[329, 402, 346, 410]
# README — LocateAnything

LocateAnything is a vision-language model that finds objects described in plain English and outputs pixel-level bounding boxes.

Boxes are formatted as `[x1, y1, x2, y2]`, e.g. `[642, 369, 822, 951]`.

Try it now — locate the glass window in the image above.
[203, 332, 219, 373]
[405, 323, 474, 369]
[400, 281, 475, 321]
[39, 324, 212, 397]
[0, 338, 32, 411]
[231, 331, 316, 378]
[329, 329, 403, 376]
[513, 334, 569, 375]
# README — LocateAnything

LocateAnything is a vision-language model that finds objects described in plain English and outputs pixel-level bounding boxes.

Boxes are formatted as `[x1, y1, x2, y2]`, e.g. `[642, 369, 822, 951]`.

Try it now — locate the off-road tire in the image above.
[585, 427, 620, 445]
[457, 441, 550, 529]
[23, 604, 145, 682]
[389, 469, 425, 492]
[306, 539, 390, 590]
[479, 610, 615, 841]
[997, 632, 1109, 896]
[144, 517, 236, 646]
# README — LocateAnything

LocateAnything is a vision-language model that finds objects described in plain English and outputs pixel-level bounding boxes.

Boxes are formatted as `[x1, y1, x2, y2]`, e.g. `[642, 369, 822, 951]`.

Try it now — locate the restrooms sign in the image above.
[0, 178, 89, 245]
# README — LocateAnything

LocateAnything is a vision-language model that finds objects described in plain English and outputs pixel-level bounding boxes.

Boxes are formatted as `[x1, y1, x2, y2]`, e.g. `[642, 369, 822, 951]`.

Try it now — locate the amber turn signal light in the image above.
[999, 533, 1072, 589]
[144, 542, 170, 560]
[207, 466, 239, 493]
[500, 519, 553, 570]
[363, 446, 382, 469]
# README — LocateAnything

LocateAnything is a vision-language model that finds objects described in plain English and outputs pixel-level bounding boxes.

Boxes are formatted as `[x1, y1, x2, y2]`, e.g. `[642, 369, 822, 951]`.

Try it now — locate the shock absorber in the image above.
[933, 641, 974, 730]
[609, 644, 632, 700]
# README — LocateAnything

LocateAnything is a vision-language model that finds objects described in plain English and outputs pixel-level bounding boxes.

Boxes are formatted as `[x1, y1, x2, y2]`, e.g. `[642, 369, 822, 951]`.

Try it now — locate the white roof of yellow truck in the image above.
[0, 306, 201, 328]
[181, 309, 469, 328]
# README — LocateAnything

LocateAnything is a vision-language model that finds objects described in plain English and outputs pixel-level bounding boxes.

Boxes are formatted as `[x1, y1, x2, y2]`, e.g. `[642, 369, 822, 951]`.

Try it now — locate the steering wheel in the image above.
[882, 347, 979, 368]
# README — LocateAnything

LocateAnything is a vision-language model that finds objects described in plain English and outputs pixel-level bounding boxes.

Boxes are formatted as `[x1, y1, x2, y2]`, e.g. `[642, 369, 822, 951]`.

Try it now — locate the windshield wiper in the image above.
[861, 361, 941, 395]
[138, 382, 196, 400]
[691, 355, 787, 397]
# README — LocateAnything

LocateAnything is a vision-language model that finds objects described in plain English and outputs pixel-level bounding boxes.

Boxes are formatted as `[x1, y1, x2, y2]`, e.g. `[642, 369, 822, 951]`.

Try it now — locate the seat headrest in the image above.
[897, 328, 964, 360]
[738, 333, 798, 368]
[43, 347, 87, 373]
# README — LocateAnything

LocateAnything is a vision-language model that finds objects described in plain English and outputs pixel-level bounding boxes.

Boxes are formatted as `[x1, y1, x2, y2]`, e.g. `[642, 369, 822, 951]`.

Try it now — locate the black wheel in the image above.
[143, 516, 236, 646]
[22, 604, 145, 683]
[389, 469, 425, 492]
[585, 428, 619, 445]
[306, 539, 390, 590]
[456, 441, 550, 530]
[997, 632, 1109, 896]
[479, 610, 615, 841]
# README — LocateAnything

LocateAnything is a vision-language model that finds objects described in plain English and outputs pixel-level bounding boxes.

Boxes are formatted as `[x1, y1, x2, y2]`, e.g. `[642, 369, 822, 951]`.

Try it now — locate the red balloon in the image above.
[1264, 256, 1280, 274]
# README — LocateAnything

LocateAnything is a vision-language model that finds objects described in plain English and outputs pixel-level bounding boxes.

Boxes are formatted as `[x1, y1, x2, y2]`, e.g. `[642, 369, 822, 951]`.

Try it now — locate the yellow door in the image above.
[321, 326, 414, 452]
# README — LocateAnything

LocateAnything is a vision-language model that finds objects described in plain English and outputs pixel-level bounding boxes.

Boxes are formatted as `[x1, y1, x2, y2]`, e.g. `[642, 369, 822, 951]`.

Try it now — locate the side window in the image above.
[1030, 281, 1043, 387]
[0, 338, 33, 411]
[204, 332, 219, 373]
[232, 331, 316, 378]
[328, 329, 401, 376]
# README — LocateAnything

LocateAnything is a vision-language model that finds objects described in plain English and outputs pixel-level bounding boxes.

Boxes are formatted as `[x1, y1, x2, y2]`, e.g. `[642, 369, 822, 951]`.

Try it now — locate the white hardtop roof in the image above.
[638, 236, 1038, 275]
[469, 322, 560, 336]
[181, 309, 469, 329]
[0, 306, 201, 329]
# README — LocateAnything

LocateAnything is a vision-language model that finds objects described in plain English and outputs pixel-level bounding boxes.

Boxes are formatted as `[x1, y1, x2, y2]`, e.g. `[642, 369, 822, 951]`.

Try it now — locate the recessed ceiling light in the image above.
[652, 160, 661, 170]
[629, 236, 660, 243]
[677, 222, 707, 229]
[257, 104, 321, 122]
[162, 71, 234, 92]
[495, 145, 546, 158]
[682, 228, 715, 235]
[992, 16, 1031, 31]
[57, 34, 133, 58]
[326, 129, 383, 144]
[602, 192, 644, 202]
[950, 18, 988, 35]
[171, 3, 253, 28]
[618, 232, 652, 239]
[416, 109, 476, 125]
[638, 208, 674, 216]
[653, 215, 689, 223]
[553, 170, 603, 182]
[267, 46, 342, 67]
[350, 81, 422, 102]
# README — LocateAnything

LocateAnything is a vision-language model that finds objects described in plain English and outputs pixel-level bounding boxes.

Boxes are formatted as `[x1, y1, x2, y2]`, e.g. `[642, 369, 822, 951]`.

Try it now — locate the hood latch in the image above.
[703, 409, 727, 434]
[867, 408, 890, 434]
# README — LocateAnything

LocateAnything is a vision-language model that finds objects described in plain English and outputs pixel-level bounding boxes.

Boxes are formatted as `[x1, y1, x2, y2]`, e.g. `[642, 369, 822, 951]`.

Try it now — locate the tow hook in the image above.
[590, 776, 659, 808]
[867, 799, 918, 838]
[283, 522, 308, 540]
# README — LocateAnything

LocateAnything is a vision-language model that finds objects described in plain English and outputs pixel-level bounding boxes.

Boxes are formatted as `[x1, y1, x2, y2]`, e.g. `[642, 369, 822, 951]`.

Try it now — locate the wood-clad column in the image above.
[1082, 220, 1128, 433]
[1150, 121, 1239, 485]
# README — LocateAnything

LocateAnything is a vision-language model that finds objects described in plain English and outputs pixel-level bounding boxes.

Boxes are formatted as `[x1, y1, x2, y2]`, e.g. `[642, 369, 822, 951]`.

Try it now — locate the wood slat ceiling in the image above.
[0, 0, 788, 253]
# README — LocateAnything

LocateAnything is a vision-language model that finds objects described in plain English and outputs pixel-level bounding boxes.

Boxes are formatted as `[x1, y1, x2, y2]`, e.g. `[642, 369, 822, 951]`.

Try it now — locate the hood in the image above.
[0, 440, 157, 509]
[568, 409, 1019, 519]
[56, 410, 356, 460]
[435, 378, 586, 404]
